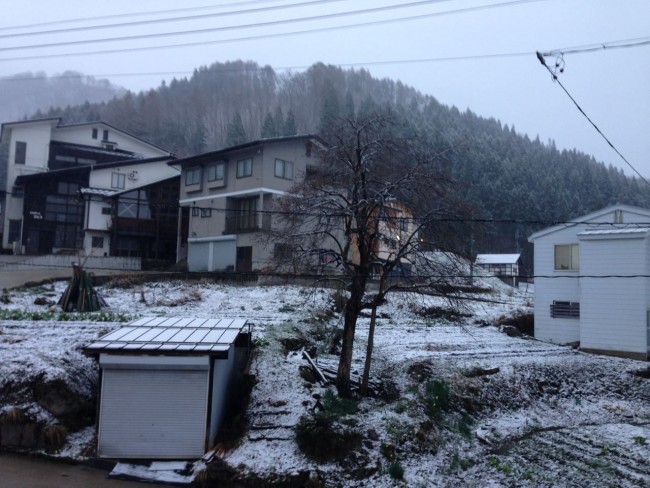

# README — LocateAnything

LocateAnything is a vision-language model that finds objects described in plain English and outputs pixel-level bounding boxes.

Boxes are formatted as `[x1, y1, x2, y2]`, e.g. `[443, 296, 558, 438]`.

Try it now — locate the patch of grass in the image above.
[385, 418, 411, 443]
[421, 380, 450, 419]
[455, 414, 474, 440]
[278, 304, 296, 313]
[294, 415, 362, 462]
[294, 388, 361, 463]
[633, 436, 647, 445]
[487, 456, 514, 475]
[321, 389, 358, 417]
[0, 309, 134, 322]
[449, 452, 474, 472]
[387, 461, 404, 480]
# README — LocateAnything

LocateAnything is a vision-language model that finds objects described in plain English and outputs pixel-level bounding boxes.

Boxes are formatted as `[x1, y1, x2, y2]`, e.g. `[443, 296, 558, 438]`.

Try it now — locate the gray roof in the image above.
[475, 254, 521, 265]
[85, 317, 249, 356]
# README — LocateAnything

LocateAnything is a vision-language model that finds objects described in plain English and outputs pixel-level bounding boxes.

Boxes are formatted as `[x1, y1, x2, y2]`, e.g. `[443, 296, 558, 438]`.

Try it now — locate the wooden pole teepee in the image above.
[58, 263, 107, 312]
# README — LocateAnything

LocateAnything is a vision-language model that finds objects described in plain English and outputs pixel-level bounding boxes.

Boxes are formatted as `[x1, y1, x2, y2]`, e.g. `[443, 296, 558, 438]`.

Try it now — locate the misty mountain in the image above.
[0, 71, 126, 124]
[21, 61, 650, 269]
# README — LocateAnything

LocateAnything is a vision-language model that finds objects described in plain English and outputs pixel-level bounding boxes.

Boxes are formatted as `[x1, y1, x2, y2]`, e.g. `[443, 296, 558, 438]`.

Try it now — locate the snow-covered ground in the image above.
[1, 277, 649, 487]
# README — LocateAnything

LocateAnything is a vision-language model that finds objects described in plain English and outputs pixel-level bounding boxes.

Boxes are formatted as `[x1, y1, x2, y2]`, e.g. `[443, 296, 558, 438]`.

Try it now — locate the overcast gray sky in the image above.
[1, 0, 648, 178]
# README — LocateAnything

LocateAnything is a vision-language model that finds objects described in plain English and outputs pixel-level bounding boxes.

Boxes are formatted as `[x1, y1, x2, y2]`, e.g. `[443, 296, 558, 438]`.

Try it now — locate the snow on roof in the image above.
[578, 227, 650, 236]
[80, 187, 119, 197]
[475, 254, 521, 265]
[85, 317, 249, 356]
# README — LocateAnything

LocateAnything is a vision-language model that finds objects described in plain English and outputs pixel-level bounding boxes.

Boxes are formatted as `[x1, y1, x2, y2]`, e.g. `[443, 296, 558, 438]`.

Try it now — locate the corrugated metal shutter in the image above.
[188, 242, 210, 272]
[98, 369, 209, 459]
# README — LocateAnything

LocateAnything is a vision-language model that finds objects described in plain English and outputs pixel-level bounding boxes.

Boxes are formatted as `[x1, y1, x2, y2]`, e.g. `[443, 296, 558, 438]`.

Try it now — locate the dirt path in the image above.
[0, 453, 169, 488]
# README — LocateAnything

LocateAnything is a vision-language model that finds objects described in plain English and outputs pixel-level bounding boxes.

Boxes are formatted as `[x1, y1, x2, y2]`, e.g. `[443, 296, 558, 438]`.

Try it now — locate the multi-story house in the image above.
[173, 134, 420, 276]
[172, 135, 322, 272]
[0, 118, 177, 258]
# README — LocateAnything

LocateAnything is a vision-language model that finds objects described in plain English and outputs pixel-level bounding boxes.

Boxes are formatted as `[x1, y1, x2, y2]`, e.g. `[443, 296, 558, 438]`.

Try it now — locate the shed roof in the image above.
[475, 254, 521, 265]
[84, 317, 249, 357]
[578, 227, 650, 238]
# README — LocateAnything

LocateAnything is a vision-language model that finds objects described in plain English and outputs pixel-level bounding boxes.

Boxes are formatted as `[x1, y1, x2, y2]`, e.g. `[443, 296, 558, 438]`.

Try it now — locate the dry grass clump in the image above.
[44, 424, 68, 452]
[2, 406, 26, 423]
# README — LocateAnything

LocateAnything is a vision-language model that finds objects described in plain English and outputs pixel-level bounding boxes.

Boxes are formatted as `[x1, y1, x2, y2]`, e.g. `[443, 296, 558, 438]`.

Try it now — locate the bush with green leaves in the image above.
[421, 379, 451, 419]
[294, 389, 361, 462]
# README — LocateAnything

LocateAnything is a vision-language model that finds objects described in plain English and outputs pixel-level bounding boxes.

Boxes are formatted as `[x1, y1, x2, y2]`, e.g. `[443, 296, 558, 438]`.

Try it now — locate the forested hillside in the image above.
[33, 60, 650, 271]
[0, 71, 126, 124]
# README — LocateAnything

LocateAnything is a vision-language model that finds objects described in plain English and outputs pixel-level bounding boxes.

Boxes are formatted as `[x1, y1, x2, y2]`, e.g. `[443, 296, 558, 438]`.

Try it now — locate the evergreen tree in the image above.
[226, 113, 247, 146]
[284, 110, 297, 136]
[261, 112, 276, 138]
[273, 107, 285, 135]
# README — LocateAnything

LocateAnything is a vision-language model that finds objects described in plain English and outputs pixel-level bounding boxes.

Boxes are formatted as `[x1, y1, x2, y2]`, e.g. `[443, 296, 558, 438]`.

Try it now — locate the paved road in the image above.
[0, 453, 170, 488]
[0, 255, 143, 290]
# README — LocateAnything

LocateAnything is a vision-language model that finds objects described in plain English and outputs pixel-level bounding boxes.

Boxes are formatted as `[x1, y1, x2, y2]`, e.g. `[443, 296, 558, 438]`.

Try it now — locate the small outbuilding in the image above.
[475, 253, 521, 286]
[528, 204, 650, 360]
[84, 316, 251, 459]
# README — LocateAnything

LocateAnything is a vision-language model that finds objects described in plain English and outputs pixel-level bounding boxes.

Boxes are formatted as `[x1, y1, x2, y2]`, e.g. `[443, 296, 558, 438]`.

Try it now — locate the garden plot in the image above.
[0, 278, 649, 487]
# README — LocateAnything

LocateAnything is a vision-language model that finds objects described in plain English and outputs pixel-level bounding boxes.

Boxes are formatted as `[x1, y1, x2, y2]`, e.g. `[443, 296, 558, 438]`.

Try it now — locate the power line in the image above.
[3, 34, 649, 83]
[536, 51, 650, 187]
[80, 195, 650, 226]
[540, 36, 650, 56]
[0, 0, 547, 62]
[0, 0, 285, 32]
[1, 259, 649, 281]
[0, 0, 352, 39]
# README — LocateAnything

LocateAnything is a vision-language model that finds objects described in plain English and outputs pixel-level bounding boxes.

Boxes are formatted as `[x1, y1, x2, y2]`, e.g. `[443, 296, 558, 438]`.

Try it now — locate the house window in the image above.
[191, 207, 199, 217]
[201, 208, 212, 218]
[101, 207, 112, 215]
[399, 217, 409, 231]
[8, 219, 21, 243]
[274, 159, 293, 180]
[185, 167, 202, 187]
[226, 197, 258, 232]
[554, 244, 579, 270]
[103, 129, 109, 141]
[111, 172, 126, 189]
[237, 158, 253, 178]
[92, 128, 98, 139]
[207, 163, 225, 182]
[91, 236, 104, 248]
[550, 301, 580, 318]
[15, 141, 26, 164]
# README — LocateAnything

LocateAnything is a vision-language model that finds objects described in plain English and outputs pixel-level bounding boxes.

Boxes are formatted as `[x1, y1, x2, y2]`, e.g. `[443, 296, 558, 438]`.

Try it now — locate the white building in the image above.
[528, 204, 650, 360]
[475, 253, 521, 286]
[0, 118, 174, 256]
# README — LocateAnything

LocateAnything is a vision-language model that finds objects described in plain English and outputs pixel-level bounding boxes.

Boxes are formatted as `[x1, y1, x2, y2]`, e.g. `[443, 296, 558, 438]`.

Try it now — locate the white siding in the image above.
[579, 235, 648, 354]
[89, 161, 177, 190]
[56, 124, 169, 157]
[532, 225, 585, 344]
[530, 206, 650, 356]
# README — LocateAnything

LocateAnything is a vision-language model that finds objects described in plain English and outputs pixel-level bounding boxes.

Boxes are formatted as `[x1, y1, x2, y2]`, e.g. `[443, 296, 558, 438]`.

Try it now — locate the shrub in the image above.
[295, 415, 362, 462]
[44, 424, 68, 452]
[422, 380, 450, 419]
[388, 462, 404, 480]
[294, 389, 361, 462]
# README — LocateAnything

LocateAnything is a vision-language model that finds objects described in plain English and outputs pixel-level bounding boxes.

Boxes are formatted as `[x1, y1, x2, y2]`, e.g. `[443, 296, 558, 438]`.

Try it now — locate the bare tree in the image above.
[271, 109, 460, 397]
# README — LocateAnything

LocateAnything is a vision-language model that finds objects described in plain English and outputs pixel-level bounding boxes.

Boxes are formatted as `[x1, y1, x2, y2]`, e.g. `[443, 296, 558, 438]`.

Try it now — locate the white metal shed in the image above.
[85, 316, 251, 459]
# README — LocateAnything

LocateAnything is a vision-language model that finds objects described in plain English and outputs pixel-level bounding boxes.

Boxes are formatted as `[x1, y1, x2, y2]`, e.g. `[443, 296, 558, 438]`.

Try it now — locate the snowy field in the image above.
[1, 277, 649, 487]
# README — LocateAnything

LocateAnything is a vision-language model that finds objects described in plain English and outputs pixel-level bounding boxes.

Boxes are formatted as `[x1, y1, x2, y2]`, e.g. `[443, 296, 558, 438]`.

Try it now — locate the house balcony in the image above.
[224, 214, 271, 234]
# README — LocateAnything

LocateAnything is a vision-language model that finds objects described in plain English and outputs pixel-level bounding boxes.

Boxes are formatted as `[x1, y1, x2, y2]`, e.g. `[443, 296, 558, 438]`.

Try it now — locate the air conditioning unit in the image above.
[128, 171, 139, 181]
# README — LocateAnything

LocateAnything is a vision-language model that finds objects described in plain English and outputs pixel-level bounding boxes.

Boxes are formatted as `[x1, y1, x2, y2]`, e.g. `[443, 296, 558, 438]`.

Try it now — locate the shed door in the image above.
[98, 369, 209, 459]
